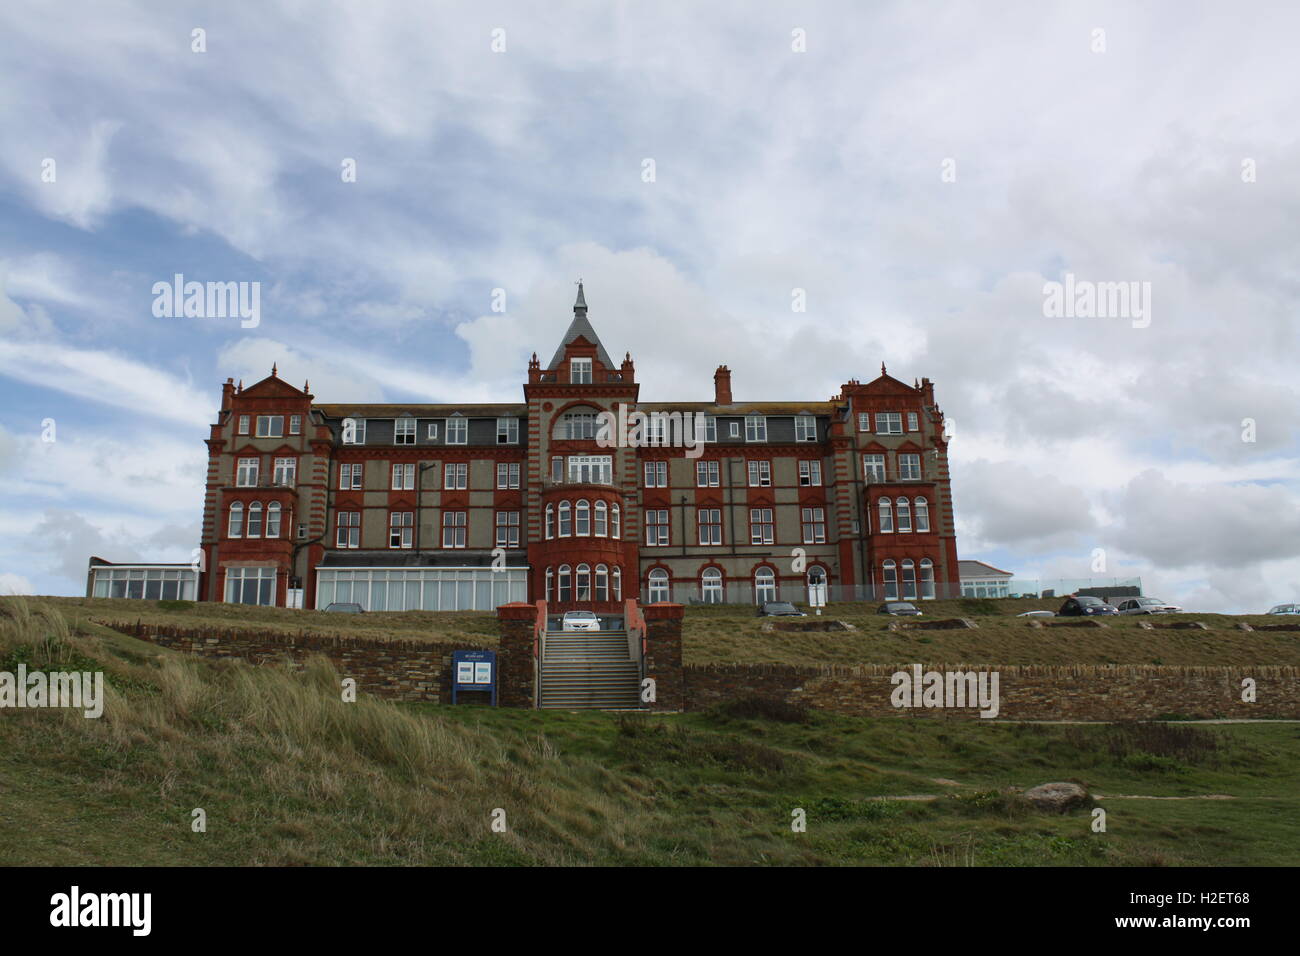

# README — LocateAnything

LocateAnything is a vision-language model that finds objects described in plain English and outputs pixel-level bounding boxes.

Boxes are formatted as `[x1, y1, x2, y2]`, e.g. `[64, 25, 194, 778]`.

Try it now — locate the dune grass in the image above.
[3, 598, 1299, 866]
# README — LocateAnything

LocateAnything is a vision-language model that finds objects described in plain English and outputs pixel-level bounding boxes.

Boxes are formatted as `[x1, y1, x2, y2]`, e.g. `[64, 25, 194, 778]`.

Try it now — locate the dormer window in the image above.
[496, 418, 518, 444]
[570, 358, 592, 384]
[394, 417, 416, 445]
[744, 415, 767, 442]
[446, 415, 468, 444]
[794, 414, 817, 441]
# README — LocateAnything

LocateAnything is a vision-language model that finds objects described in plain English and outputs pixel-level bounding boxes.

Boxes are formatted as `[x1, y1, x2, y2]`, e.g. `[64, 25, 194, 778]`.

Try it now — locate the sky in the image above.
[0, 0, 1297, 611]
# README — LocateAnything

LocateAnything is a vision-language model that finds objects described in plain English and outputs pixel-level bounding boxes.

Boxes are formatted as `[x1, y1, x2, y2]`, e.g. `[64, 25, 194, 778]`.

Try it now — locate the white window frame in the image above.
[570, 357, 592, 384]
[236, 457, 259, 487]
[876, 412, 902, 435]
[496, 418, 518, 444]
[899, 453, 922, 480]
[645, 509, 669, 547]
[256, 415, 284, 438]
[744, 415, 767, 442]
[794, 414, 817, 441]
[799, 460, 822, 486]
[389, 511, 413, 549]
[444, 462, 468, 490]
[446, 416, 468, 445]
[273, 457, 296, 486]
[747, 460, 771, 487]
[441, 511, 467, 549]
[750, 508, 774, 545]
[392, 462, 415, 490]
[496, 462, 520, 489]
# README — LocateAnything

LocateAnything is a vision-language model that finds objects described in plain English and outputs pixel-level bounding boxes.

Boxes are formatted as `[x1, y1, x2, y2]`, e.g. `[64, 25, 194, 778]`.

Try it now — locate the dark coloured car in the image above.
[1058, 595, 1119, 617]
[757, 601, 807, 617]
[877, 601, 922, 616]
[323, 602, 364, 613]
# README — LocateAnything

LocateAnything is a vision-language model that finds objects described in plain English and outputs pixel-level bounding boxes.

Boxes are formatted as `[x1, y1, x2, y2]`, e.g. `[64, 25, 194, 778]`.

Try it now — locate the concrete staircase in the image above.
[539, 628, 642, 709]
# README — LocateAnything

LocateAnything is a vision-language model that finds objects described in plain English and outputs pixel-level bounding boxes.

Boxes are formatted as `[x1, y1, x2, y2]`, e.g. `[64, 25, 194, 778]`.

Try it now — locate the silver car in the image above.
[561, 610, 601, 632]
[1116, 597, 1182, 615]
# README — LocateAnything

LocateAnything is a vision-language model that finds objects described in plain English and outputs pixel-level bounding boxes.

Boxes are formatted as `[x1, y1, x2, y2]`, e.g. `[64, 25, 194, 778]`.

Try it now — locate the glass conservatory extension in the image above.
[315, 566, 528, 612]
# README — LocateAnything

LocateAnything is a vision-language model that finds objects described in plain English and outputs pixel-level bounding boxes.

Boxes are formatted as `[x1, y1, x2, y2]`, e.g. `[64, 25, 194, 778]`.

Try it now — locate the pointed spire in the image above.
[574, 280, 587, 312]
[303, 379, 310, 394]
[271, 362, 278, 377]
[881, 361, 887, 376]
[237, 379, 243, 392]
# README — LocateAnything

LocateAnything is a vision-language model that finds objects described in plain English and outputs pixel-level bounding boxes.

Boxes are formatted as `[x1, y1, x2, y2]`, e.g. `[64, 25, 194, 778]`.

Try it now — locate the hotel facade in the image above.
[92, 287, 962, 611]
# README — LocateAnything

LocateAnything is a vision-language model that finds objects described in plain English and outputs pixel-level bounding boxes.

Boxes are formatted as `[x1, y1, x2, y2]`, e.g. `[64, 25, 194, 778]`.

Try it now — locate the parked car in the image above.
[1266, 604, 1300, 615]
[323, 602, 364, 613]
[1116, 597, 1183, 615]
[1058, 595, 1119, 617]
[877, 601, 922, 616]
[1017, 609, 1055, 618]
[757, 601, 807, 617]
[561, 610, 601, 632]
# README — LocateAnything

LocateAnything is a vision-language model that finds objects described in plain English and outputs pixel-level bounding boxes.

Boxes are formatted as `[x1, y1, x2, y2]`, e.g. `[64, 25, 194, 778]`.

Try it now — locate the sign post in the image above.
[451, 649, 497, 706]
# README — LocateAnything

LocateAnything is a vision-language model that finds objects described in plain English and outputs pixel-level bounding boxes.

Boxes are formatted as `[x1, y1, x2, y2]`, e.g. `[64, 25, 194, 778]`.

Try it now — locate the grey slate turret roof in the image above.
[547, 282, 615, 369]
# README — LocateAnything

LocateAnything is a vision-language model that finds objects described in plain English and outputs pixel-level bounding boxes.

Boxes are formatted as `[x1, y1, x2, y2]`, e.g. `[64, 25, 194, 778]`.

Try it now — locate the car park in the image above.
[757, 601, 807, 617]
[877, 601, 922, 616]
[1057, 595, 1119, 617]
[561, 610, 602, 631]
[1266, 604, 1300, 615]
[323, 602, 364, 613]
[1116, 597, 1183, 615]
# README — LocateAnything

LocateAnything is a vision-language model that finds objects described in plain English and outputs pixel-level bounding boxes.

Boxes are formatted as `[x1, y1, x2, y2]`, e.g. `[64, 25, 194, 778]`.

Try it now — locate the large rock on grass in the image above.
[1021, 782, 1090, 813]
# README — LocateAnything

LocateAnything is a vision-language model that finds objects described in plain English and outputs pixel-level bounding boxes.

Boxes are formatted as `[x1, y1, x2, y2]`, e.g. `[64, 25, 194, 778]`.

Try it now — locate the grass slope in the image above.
[3, 599, 1299, 866]
[32, 596, 1300, 667]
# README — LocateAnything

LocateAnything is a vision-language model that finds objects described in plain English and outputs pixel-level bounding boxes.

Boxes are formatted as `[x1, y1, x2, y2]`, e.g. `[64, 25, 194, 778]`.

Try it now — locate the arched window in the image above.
[576, 563, 591, 601]
[545, 567, 554, 603]
[228, 501, 244, 538]
[611, 503, 621, 539]
[896, 496, 912, 533]
[807, 566, 827, 605]
[902, 559, 917, 600]
[648, 568, 669, 603]
[266, 501, 281, 538]
[545, 503, 555, 539]
[612, 567, 622, 602]
[702, 567, 723, 604]
[920, 558, 935, 599]
[247, 502, 263, 538]
[595, 564, 609, 601]
[882, 560, 898, 600]
[594, 500, 608, 536]
[575, 499, 590, 536]
[754, 567, 777, 604]
[878, 497, 894, 533]
[915, 497, 930, 533]
[559, 501, 572, 537]
[558, 564, 572, 603]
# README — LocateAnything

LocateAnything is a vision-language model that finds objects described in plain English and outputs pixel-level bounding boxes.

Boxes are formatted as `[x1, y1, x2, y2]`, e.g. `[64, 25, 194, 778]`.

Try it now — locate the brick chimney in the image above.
[713, 365, 732, 405]
[221, 377, 235, 412]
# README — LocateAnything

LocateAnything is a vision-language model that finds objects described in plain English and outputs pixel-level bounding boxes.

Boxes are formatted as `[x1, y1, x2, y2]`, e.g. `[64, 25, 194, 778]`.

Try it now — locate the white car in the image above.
[1266, 604, 1300, 615]
[1017, 610, 1055, 618]
[1116, 597, 1183, 615]
[561, 610, 601, 632]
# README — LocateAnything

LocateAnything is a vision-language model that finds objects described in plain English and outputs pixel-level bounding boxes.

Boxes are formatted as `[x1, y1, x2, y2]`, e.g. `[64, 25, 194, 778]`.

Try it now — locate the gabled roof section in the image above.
[547, 282, 614, 369]
[239, 368, 308, 398]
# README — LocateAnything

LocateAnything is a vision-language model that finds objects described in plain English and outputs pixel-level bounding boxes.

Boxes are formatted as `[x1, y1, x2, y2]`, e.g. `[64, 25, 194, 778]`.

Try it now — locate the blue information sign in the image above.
[451, 650, 497, 706]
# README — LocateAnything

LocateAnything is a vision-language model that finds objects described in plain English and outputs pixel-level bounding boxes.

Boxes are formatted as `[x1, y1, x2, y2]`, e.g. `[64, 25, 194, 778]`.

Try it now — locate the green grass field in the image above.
[3, 597, 1299, 866]
[41, 594, 1300, 667]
